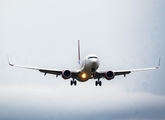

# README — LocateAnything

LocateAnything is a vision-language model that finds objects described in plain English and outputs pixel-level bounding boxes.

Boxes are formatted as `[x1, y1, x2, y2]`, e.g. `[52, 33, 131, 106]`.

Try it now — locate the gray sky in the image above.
[0, 0, 165, 120]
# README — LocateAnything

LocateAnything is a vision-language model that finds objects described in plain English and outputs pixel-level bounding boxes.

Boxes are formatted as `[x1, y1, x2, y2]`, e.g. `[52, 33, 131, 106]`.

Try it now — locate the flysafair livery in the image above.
[8, 40, 160, 86]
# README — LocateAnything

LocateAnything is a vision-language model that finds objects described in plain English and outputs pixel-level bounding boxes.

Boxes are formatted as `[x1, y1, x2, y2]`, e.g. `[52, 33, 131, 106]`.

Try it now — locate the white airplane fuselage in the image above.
[76, 54, 100, 82]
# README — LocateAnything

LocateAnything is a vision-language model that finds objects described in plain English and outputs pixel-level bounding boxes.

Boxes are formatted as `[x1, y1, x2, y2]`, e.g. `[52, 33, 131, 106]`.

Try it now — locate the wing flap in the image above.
[39, 69, 62, 75]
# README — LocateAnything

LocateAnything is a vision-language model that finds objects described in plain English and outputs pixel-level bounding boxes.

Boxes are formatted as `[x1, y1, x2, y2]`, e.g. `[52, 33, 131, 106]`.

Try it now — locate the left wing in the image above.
[96, 57, 161, 78]
[114, 65, 159, 76]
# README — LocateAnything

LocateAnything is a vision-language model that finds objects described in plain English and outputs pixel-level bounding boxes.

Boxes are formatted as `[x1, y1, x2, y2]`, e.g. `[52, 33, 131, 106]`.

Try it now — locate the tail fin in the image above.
[78, 40, 81, 64]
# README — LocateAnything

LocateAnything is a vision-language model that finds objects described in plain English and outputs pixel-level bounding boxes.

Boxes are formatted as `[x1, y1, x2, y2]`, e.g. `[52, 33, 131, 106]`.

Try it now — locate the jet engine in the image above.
[105, 71, 115, 80]
[62, 70, 72, 79]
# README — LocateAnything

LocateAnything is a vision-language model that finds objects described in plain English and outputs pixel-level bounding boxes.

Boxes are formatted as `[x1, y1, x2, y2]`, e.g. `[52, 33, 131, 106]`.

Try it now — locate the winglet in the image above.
[156, 57, 161, 69]
[7, 55, 14, 66]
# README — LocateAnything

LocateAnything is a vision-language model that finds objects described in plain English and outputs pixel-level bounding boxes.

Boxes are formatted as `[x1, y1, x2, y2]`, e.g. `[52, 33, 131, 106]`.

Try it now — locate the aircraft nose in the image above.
[91, 59, 99, 67]
[89, 59, 99, 72]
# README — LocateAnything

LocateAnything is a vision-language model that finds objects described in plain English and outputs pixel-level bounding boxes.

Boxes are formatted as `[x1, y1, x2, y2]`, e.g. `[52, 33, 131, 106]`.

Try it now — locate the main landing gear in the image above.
[95, 79, 102, 86]
[70, 78, 77, 86]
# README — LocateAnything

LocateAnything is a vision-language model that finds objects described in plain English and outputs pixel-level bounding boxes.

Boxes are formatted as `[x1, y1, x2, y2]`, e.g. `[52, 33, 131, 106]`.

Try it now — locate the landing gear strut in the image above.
[95, 79, 102, 86]
[70, 78, 77, 86]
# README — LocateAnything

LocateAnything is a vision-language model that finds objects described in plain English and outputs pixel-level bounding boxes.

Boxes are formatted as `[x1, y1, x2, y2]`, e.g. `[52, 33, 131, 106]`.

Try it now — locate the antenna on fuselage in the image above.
[78, 40, 81, 64]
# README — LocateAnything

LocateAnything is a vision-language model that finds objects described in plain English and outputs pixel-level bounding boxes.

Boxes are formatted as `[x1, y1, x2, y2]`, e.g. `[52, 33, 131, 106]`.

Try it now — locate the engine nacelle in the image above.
[105, 71, 115, 80]
[62, 70, 72, 79]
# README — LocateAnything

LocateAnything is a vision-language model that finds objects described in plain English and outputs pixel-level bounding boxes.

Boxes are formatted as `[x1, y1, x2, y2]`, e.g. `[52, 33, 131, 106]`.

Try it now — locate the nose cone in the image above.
[91, 58, 99, 68]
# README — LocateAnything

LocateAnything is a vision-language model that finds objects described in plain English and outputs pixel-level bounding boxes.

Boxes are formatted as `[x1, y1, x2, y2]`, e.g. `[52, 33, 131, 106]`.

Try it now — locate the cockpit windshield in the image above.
[88, 56, 98, 59]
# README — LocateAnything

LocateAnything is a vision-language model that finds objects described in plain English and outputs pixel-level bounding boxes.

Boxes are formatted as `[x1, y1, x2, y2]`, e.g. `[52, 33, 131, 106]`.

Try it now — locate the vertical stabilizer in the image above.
[78, 40, 81, 64]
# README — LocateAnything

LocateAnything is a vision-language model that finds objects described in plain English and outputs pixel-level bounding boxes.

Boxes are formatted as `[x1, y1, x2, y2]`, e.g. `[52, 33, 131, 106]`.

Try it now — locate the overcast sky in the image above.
[0, 0, 165, 120]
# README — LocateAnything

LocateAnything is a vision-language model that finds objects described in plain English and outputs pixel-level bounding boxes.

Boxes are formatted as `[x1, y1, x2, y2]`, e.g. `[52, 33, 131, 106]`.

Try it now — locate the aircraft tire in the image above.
[70, 80, 73, 86]
[99, 81, 102, 86]
[74, 81, 77, 86]
[95, 81, 98, 86]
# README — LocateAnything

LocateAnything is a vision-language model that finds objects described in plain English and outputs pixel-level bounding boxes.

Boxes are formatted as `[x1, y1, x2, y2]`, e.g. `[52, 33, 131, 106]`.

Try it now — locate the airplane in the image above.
[8, 40, 161, 86]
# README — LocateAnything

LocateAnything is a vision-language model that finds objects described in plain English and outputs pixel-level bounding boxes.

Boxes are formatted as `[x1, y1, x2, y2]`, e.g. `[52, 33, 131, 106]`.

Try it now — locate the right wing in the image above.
[8, 56, 79, 77]
[8, 61, 63, 76]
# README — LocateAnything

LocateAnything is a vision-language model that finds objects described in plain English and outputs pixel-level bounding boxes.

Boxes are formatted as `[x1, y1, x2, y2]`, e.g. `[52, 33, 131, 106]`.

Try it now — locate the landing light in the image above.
[81, 73, 87, 79]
